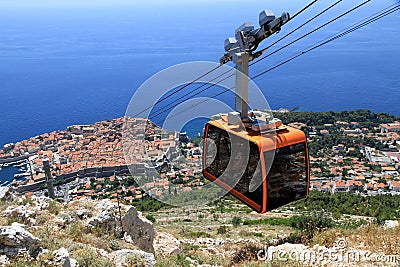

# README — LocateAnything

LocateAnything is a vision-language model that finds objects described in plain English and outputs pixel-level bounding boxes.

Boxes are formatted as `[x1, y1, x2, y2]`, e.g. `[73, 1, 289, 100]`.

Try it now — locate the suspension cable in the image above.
[251, 4, 400, 80]
[291, 0, 319, 21]
[162, 4, 399, 122]
[131, 65, 222, 118]
[250, 0, 371, 66]
[254, 0, 343, 59]
[148, 0, 338, 120]
[149, 0, 372, 121]
[138, 0, 321, 120]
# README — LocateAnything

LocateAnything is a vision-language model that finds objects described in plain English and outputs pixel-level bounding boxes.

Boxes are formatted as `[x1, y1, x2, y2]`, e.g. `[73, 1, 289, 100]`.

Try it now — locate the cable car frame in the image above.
[203, 115, 310, 213]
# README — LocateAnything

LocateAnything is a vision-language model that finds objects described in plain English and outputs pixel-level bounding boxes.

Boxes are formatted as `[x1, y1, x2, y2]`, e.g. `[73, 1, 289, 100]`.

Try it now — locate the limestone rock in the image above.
[86, 200, 118, 230]
[96, 248, 109, 258]
[109, 249, 156, 267]
[0, 255, 10, 266]
[31, 196, 52, 210]
[69, 259, 78, 267]
[75, 209, 90, 220]
[154, 232, 182, 257]
[383, 220, 399, 229]
[3, 205, 36, 225]
[84, 199, 154, 253]
[0, 187, 10, 201]
[53, 213, 74, 228]
[53, 247, 78, 267]
[0, 223, 41, 258]
[122, 207, 154, 253]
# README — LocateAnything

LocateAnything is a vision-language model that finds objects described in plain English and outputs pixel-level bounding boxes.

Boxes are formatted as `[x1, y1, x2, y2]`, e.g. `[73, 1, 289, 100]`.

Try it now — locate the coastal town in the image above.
[0, 117, 204, 203]
[305, 120, 400, 195]
[0, 110, 399, 205]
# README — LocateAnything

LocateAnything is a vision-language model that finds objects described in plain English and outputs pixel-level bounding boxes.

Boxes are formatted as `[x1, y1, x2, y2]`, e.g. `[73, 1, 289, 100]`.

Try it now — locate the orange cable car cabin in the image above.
[202, 114, 310, 213]
[203, 8, 310, 213]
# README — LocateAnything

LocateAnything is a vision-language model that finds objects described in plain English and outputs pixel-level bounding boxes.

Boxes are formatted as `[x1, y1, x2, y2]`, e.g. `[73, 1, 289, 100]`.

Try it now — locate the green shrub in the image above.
[231, 244, 262, 264]
[131, 198, 170, 212]
[294, 191, 400, 220]
[243, 217, 291, 227]
[189, 231, 211, 238]
[47, 200, 60, 215]
[73, 248, 113, 267]
[253, 232, 263, 237]
[108, 239, 122, 251]
[126, 254, 146, 267]
[338, 219, 368, 230]
[290, 211, 334, 240]
[145, 214, 156, 223]
[217, 225, 229, 235]
[212, 213, 219, 221]
[231, 216, 242, 227]
[22, 198, 34, 206]
[7, 217, 20, 225]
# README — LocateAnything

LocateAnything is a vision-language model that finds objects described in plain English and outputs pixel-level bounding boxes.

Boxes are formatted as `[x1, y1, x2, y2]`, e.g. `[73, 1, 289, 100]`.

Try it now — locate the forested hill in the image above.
[274, 110, 399, 128]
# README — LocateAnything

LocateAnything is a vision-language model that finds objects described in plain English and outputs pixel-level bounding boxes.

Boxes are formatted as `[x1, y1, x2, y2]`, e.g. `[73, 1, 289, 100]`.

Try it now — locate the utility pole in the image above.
[115, 172, 124, 233]
[43, 158, 55, 199]
[220, 10, 290, 120]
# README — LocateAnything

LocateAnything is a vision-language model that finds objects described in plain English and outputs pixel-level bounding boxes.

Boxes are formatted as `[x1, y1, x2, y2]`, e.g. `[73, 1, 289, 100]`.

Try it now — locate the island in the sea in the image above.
[0, 110, 399, 204]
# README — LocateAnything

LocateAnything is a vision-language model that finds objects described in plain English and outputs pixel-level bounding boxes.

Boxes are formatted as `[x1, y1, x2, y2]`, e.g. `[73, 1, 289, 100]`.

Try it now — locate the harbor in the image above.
[0, 159, 31, 186]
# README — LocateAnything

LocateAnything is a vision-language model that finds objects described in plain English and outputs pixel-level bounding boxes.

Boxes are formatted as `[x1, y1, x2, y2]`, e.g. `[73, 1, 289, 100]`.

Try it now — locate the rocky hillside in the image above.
[0, 191, 398, 267]
[0, 191, 180, 267]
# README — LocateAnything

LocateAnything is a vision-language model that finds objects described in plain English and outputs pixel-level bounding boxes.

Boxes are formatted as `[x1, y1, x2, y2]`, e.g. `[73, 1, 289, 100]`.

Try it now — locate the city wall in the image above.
[14, 164, 146, 194]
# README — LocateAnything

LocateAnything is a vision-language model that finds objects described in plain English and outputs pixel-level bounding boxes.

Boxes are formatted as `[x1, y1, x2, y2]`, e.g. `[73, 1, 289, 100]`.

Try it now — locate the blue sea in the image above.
[0, 166, 21, 185]
[0, 0, 399, 147]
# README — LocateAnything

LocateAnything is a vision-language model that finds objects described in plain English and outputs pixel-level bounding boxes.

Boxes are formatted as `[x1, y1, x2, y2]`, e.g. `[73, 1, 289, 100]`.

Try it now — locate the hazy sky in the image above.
[0, 0, 265, 8]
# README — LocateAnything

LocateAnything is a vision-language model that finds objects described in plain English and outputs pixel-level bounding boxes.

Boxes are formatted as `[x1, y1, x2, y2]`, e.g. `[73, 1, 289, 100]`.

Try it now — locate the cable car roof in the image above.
[207, 117, 307, 151]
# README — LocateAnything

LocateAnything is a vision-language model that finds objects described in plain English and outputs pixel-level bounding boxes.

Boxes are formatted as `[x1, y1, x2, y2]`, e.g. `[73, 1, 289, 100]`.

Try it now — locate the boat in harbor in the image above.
[14, 172, 30, 178]
[14, 162, 27, 168]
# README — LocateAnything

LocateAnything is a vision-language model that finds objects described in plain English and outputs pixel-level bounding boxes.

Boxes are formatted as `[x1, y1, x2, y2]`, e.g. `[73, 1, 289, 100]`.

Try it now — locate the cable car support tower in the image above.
[220, 10, 290, 123]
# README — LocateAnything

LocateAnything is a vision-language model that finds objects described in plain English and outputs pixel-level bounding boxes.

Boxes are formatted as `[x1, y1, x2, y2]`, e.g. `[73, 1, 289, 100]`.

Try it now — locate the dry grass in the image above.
[345, 223, 400, 255]
[311, 222, 400, 255]
[153, 204, 294, 243]
[72, 246, 113, 267]
[311, 228, 343, 248]
[155, 251, 227, 267]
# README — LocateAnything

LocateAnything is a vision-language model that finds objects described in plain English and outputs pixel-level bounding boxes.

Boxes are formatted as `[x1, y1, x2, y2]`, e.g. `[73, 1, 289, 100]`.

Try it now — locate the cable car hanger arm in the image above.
[220, 10, 290, 65]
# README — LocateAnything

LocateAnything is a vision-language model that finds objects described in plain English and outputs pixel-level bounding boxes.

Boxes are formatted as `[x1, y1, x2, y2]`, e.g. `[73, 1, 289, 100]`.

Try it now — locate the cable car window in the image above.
[205, 125, 263, 211]
[265, 143, 308, 211]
